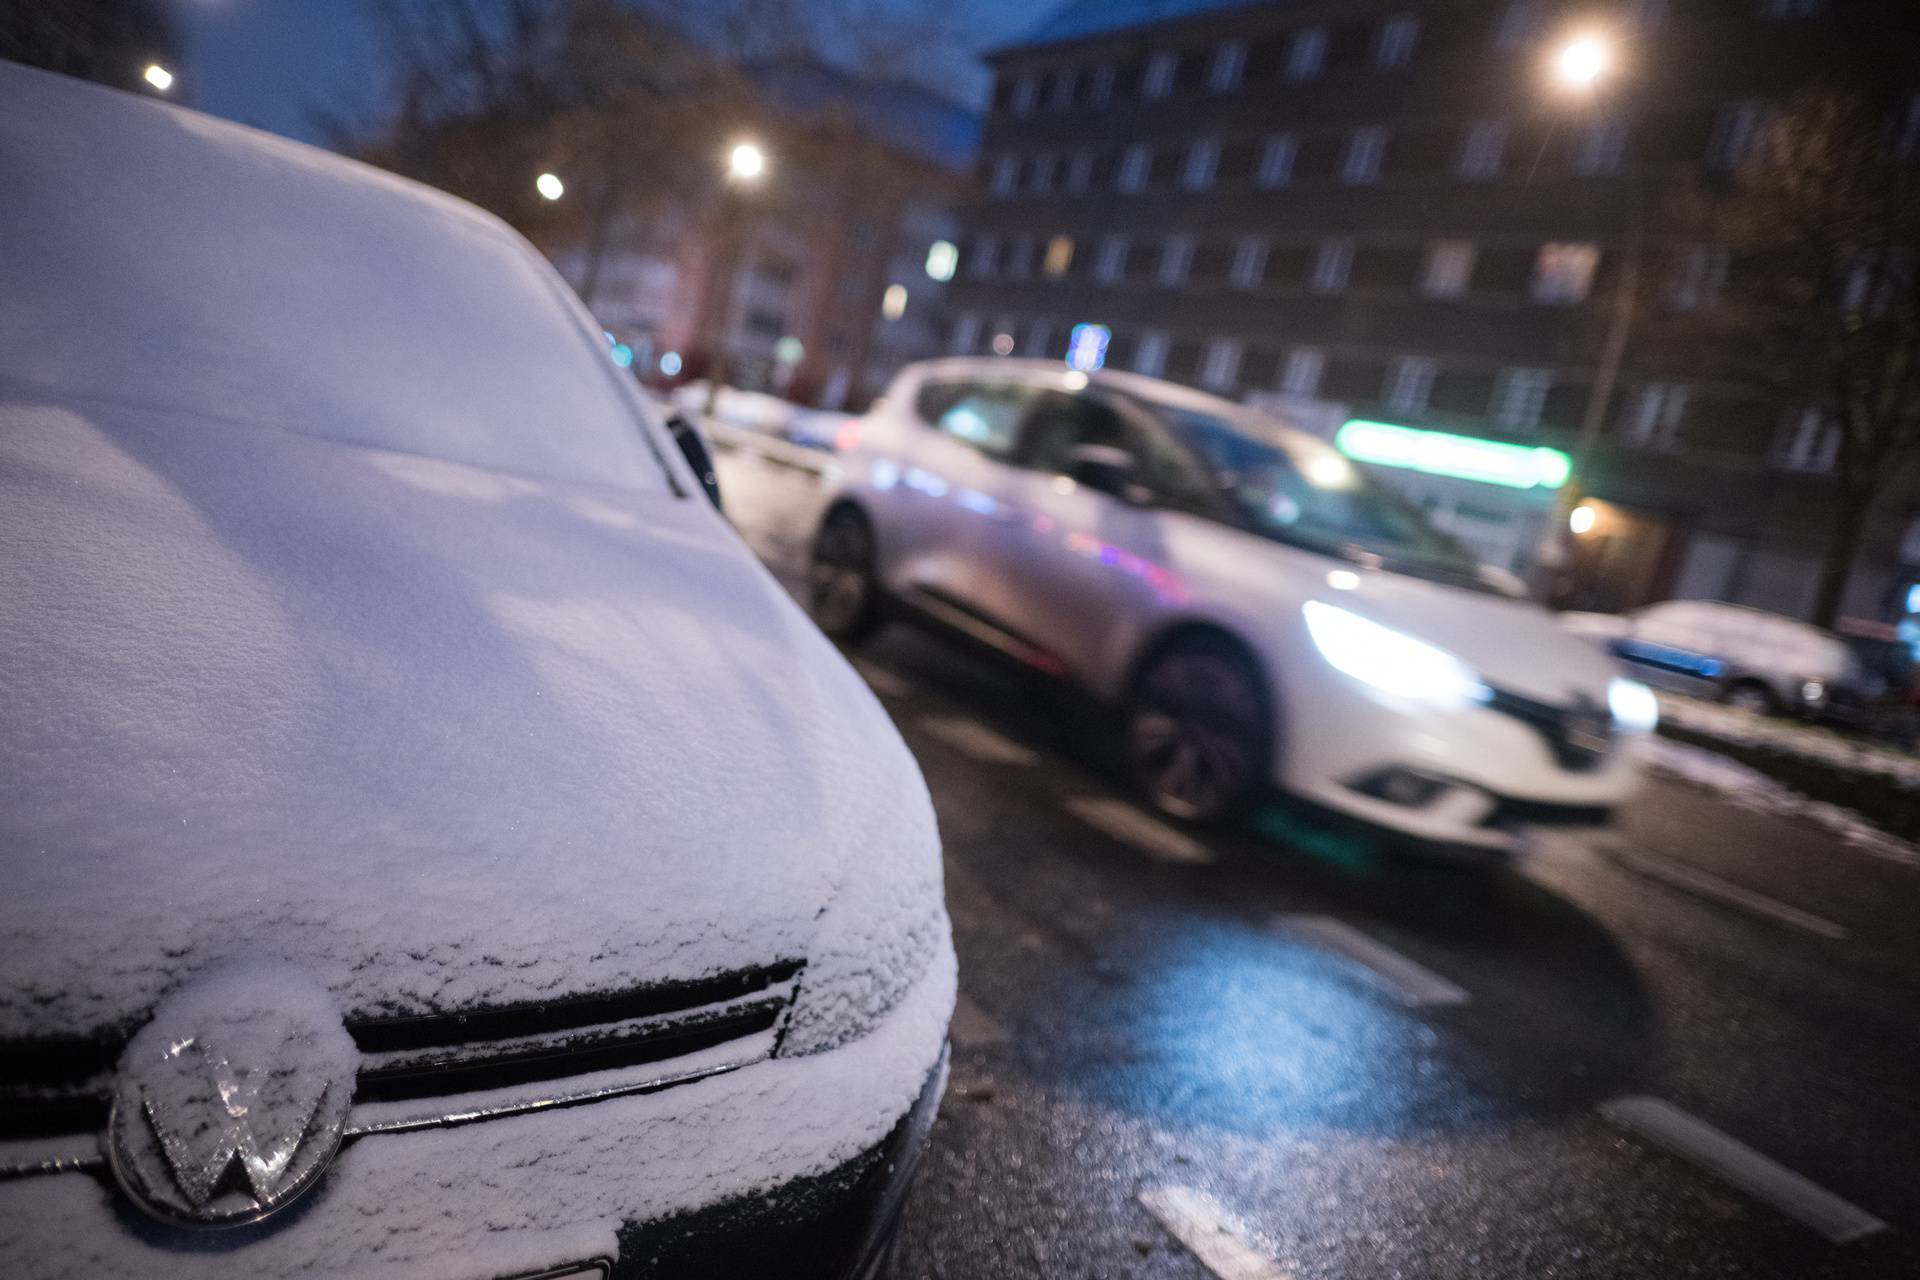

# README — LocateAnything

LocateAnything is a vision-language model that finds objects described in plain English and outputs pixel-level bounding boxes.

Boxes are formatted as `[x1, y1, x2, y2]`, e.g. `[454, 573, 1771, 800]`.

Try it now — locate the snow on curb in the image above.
[1639, 736, 1920, 869]
[1655, 695, 1920, 789]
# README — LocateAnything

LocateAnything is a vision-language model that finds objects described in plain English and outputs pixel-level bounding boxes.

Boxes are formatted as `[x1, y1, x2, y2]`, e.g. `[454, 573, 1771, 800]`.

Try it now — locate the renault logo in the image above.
[107, 967, 357, 1227]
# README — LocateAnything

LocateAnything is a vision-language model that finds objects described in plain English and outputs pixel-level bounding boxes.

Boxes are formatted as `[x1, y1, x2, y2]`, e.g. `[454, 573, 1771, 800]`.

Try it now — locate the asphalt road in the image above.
[713, 440, 1920, 1279]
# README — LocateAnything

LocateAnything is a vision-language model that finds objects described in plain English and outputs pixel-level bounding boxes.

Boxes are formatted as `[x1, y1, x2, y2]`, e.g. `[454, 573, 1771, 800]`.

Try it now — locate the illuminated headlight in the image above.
[1302, 601, 1489, 708]
[1608, 677, 1660, 734]
[1800, 679, 1826, 703]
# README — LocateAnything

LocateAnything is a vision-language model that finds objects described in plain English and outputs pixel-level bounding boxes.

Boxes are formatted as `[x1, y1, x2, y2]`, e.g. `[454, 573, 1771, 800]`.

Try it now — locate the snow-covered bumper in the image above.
[0, 948, 955, 1280]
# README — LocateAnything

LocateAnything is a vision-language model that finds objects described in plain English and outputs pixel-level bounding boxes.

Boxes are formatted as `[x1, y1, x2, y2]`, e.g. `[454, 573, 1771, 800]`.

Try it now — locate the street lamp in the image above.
[535, 172, 565, 201]
[727, 141, 766, 184]
[703, 142, 770, 414]
[1553, 35, 1612, 92]
[142, 63, 174, 93]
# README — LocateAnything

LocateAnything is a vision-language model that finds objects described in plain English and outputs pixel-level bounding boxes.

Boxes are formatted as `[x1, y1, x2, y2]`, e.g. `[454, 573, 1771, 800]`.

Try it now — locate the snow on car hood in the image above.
[0, 396, 941, 1042]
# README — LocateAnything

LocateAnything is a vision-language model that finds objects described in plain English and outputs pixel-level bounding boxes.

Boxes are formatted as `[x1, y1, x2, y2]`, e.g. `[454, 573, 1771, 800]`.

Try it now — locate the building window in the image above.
[1030, 151, 1056, 195]
[970, 234, 997, 279]
[1311, 239, 1354, 294]
[1376, 15, 1420, 68]
[1287, 27, 1328, 80]
[1491, 368, 1554, 431]
[1574, 118, 1629, 175]
[1043, 235, 1075, 278]
[1533, 243, 1600, 304]
[1423, 241, 1476, 298]
[1626, 0, 1668, 29]
[950, 312, 981, 355]
[1342, 127, 1388, 184]
[1709, 101, 1766, 171]
[1089, 63, 1116, 107]
[1143, 50, 1177, 100]
[1007, 234, 1034, 280]
[1011, 72, 1039, 115]
[1757, 0, 1823, 17]
[1494, 2, 1542, 51]
[1050, 67, 1077, 111]
[1135, 330, 1170, 377]
[1096, 235, 1127, 284]
[1257, 133, 1298, 187]
[1210, 40, 1247, 92]
[990, 155, 1019, 197]
[1183, 138, 1220, 190]
[1669, 245, 1730, 310]
[1066, 149, 1094, 194]
[1459, 120, 1508, 178]
[1118, 144, 1152, 193]
[1779, 407, 1840, 471]
[1202, 339, 1243, 391]
[881, 283, 910, 320]
[1385, 356, 1438, 415]
[1624, 383, 1688, 450]
[1282, 347, 1325, 397]
[1159, 235, 1194, 286]
[1023, 321, 1052, 358]
[1230, 237, 1268, 289]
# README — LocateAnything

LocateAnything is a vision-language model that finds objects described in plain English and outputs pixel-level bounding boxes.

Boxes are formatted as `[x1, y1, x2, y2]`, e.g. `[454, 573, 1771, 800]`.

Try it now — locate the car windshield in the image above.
[1139, 400, 1487, 581]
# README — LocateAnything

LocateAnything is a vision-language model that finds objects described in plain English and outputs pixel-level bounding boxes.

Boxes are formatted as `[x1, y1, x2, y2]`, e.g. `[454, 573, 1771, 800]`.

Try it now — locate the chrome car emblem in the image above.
[1563, 694, 1613, 758]
[107, 967, 357, 1227]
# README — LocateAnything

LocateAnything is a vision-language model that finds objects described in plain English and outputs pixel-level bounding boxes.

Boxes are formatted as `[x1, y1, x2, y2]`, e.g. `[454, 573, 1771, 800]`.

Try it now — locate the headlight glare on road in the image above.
[1302, 601, 1488, 708]
[1608, 677, 1660, 734]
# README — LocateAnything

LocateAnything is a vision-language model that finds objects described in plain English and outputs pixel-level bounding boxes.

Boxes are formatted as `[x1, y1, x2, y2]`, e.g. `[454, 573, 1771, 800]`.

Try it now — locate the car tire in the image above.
[1722, 680, 1781, 716]
[1125, 633, 1272, 824]
[809, 505, 884, 644]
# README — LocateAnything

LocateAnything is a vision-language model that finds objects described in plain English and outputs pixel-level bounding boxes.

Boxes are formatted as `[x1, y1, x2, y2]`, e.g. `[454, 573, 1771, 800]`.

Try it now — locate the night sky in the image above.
[172, 0, 1041, 145]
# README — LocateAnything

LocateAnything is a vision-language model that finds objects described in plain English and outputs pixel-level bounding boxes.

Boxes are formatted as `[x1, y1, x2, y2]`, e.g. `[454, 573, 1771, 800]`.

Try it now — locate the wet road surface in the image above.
[713, 439, 1920, 1279]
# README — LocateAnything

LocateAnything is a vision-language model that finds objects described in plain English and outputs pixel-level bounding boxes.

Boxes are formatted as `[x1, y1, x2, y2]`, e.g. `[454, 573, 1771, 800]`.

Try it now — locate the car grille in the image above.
[0, 961, 803, 1172]
[1485, 685, 1613, 771]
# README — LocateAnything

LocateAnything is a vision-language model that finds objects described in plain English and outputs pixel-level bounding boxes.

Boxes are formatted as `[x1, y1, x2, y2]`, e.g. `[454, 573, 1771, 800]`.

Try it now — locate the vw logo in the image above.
[107, 966, 357, 1227]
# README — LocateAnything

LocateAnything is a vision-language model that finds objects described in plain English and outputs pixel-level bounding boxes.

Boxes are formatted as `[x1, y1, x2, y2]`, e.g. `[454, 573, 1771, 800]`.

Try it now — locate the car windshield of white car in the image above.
[1149, 403, 1483, 578]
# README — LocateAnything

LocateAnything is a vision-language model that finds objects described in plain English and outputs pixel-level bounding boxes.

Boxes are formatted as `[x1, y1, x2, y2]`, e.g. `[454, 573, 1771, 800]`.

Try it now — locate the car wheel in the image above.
[1723, 681, 1780, 716]
[1126, 635, 1271, 823]
[809, 505, 883, 644]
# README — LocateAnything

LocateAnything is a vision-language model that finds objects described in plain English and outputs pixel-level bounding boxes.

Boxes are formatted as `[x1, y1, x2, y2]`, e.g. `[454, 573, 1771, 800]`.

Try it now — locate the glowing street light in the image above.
[1569, 503, 1599, 535]
[727, 141, 767, 183]
[1553, 35, 1612, 91]
[142, 64, 174, 93]
[535, 172, 565, 201]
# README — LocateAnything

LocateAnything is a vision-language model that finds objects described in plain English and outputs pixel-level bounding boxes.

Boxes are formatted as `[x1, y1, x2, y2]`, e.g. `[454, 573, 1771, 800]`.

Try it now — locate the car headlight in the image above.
[1608, 676, 1659, 733]
[1301, 601, 1489, 708]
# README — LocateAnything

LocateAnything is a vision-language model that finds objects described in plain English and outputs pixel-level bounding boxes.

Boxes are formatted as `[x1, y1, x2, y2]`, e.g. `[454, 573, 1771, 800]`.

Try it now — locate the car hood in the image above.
[0, 397, 936, 1041]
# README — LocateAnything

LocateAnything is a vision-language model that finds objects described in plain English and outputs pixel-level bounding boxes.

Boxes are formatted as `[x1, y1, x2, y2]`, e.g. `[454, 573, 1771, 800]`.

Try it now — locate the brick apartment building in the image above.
[948, 0, 1919, 618]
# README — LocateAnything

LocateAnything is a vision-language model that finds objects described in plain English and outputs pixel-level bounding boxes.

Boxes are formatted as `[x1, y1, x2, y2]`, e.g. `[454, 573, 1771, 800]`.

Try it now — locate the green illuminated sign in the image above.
[1335, 420, 1571, 491]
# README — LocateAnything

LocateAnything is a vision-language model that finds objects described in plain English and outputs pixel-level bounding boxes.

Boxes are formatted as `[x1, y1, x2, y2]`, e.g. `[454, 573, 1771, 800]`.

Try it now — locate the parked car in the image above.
[0, 62, 951, 1279]
[1561, 599, 1856, 716]
[808, 358, 1654, 855]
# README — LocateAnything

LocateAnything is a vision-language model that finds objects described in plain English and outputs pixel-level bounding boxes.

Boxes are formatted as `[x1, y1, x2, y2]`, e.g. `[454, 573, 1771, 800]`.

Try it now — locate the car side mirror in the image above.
[667, 413, 723, 512]
[1066, 443, 1150, 505]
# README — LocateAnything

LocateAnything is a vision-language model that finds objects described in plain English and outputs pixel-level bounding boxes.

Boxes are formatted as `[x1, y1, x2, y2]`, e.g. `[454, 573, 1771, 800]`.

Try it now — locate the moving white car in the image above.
[0, 62, 950, 1280]
[809, 359, 1655, 854]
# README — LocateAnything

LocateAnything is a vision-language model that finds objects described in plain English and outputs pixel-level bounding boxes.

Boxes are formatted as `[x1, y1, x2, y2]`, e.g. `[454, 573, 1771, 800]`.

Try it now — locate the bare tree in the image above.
[1692, 90, 1920, 625]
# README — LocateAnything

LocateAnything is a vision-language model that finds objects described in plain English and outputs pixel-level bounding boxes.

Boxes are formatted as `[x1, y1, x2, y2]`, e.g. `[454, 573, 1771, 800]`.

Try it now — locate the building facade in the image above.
[949, 0, 1919, 618]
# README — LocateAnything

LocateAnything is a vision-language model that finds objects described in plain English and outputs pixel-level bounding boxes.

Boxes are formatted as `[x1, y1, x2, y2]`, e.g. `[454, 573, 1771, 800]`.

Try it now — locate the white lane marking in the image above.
[1608, 844, 1849, 941]
[852, 660, 910, 699]
[1138, 1186, 1293, 1280]
[1600, 1097, 1888, 1245]
[1276, 916, 1470, 1007]
[950, 993, 1009, 1047]
[1064, 796, 1215, 865]
[918, 715, 1039, 767]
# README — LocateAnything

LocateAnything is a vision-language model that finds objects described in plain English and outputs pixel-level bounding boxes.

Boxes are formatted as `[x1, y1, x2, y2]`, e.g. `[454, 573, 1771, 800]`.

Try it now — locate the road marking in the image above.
[1599, 1097, 1887, 1245]
[852, 660, 910, 699]
[1138, 1186, 1292, 1280]
[1607, 844, 1849, 941]
[918, 715, 1040, 767]
[950, 993, 1008, 1047]
[1064, 796, 1215, 865]
[1276, 916, 1469, 1007]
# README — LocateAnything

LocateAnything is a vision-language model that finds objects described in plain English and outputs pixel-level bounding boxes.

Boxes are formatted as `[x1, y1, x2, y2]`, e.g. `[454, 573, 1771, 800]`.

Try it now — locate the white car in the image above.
[0, 63, 950, 1279]
[809, 359, 1654, 854]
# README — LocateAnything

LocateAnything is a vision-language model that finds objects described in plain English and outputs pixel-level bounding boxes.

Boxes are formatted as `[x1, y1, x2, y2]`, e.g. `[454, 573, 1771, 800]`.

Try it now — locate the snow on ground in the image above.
[1638, 736, 1920, 868]
[1654, 693, 1920, 788]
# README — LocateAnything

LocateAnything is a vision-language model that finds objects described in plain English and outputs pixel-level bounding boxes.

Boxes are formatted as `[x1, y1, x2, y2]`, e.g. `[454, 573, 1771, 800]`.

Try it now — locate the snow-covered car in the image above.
[0, 62, 951, 1280]
[808, 358, 1655, 855]
[1562, 599, 1856, 716]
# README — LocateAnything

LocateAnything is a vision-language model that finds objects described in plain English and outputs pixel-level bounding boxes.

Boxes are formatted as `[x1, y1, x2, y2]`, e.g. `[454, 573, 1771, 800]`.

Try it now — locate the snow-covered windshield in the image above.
[0, 69, 665, 493]
[1145, 402, 1484, 579]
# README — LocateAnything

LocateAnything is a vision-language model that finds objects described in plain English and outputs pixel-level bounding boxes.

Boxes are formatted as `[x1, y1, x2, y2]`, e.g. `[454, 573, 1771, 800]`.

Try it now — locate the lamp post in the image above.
[702, 140, 769, 416]
[1531, 32, 1642, 603]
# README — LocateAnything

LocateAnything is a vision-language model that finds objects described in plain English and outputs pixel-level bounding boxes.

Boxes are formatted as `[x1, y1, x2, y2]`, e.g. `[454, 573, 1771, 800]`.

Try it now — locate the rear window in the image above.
[912, 380, 1031, 458]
